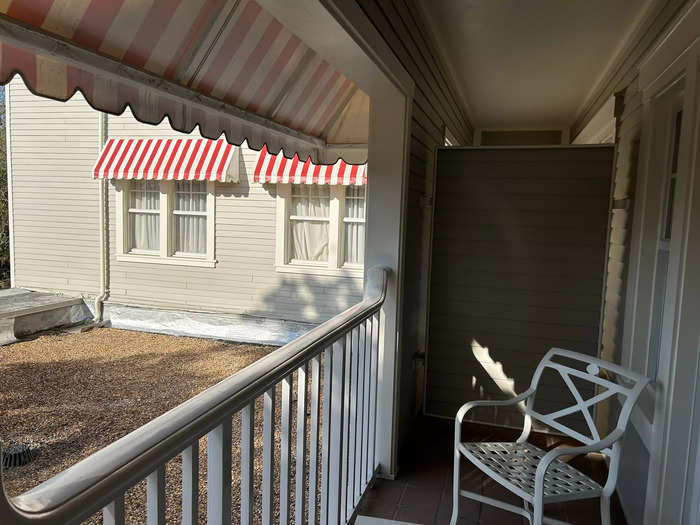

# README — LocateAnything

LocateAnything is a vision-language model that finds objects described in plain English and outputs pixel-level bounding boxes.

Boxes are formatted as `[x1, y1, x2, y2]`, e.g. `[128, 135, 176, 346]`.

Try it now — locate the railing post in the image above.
[368, 312, 380, 476]
[207, 417, 232, 525]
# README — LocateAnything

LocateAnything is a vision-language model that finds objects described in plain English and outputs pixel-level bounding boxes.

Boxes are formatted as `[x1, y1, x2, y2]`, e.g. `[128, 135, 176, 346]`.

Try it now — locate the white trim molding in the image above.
[624, 4, 700, 522]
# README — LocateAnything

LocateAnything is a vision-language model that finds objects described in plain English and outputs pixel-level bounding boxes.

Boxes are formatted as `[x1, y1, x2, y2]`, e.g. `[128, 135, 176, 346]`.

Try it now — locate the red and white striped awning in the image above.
[93, 138, 238, 182]
[253, 146, 366, 185]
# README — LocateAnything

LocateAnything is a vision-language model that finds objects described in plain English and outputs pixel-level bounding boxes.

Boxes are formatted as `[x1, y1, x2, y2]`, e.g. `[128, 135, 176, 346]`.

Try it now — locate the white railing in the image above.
[0, 267, 388, 525]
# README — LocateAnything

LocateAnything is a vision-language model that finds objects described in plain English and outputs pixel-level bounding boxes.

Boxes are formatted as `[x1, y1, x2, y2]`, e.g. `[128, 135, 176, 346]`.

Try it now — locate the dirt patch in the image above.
[0, 327, 282, 523]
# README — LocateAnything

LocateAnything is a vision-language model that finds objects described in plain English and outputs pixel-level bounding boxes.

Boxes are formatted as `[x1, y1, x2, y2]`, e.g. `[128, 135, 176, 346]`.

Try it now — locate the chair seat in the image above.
[458, 441, 602, 503]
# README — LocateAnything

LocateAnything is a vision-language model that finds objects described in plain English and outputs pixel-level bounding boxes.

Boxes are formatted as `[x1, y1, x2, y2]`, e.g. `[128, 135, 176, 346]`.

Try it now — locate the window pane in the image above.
[130, 212, 159, 251]
[176, 215, 207, 254]
[290, 221, 328, 262]
[344, 222, 365, 264]
[344, 186, 365, 264]
[292, 185, 330, 217]
[130, 181, 160, 210]
[344, 186, 365, 218]
[175, 181, 207, 212]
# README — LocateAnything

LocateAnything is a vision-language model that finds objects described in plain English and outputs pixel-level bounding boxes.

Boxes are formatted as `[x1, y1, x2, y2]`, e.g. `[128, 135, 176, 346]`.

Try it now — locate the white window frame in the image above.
[275, 184, 364, 276]
[116, 180, 216, 267]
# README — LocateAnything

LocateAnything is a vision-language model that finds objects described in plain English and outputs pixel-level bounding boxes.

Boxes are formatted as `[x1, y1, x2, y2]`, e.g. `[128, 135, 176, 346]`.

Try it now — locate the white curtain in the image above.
[129, 181, 160, 251]
[344, 186, 365, 264]
[174, 181, 207, 254]
[290, 185, 329, 262]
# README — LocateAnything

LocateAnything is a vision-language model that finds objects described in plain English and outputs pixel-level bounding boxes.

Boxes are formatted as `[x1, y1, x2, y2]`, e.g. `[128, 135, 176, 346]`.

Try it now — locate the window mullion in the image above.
[161, 182, 171, 258]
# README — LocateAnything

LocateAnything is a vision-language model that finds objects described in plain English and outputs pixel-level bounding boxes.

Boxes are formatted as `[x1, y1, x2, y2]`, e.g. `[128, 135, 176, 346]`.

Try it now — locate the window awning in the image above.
[253, 146, 367, 185]
[0, 0, 364, 160]
[93, 138, 239, 182]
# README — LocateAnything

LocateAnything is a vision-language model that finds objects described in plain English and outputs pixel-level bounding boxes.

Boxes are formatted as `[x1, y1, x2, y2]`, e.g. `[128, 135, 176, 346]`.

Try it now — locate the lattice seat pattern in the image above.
[459, 442, 601, 502]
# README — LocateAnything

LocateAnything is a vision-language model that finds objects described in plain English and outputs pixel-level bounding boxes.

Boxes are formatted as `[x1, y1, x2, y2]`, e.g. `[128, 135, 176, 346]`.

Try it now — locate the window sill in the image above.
[275, 263, 364, 278]
[117, 254, 217, 268]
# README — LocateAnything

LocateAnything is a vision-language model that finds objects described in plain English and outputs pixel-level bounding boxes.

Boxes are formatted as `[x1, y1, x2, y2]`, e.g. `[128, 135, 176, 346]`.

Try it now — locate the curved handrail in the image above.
[0, 267, 389, 524]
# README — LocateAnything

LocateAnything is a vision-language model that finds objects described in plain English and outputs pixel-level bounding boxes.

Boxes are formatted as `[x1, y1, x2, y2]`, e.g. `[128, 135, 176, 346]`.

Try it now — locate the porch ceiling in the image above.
[418, 0, 654, 130]
[0, 0, 368, 158]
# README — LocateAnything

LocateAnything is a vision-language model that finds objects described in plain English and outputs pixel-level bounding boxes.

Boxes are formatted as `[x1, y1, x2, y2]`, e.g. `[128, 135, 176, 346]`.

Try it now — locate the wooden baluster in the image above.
[308, 355, 322, 525]
[207, 418, 232, 525]
[295, 363, 308, 525]
[262, 387, 276, 525]
[102, 494, 125, 525]
[240, 402, 255, 525]
[146, 466, 166, 525]
[182, 443, 199, 525]
[280, 374, 293, 524]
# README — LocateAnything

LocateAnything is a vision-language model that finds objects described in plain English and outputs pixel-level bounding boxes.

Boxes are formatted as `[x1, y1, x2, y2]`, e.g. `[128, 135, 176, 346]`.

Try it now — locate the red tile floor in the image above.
[357, 417, 627, 525]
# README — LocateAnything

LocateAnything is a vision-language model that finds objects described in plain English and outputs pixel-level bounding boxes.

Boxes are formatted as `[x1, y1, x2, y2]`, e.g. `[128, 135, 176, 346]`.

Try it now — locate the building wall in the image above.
[356, 0, 474, 438]
[7, 77, 101, 295]
[8, 79, 364, 325]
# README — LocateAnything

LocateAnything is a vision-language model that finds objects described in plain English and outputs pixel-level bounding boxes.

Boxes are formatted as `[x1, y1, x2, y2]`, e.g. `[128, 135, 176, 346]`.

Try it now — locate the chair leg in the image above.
[533, 500, 543, 525]
[450, 450, 460, 525]
[600, 494, 611, 525]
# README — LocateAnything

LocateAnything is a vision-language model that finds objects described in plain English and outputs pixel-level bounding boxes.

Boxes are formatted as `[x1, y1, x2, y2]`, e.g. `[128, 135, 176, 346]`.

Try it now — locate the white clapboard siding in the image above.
[8, 77, 101, 295]
[426, 147, 613, 432]
[8, 79, 363, 324]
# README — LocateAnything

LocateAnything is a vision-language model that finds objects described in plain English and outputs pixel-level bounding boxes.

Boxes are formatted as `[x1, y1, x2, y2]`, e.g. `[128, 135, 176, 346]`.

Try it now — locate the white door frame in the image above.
[629, 2, 700, 523]
[257, 0, 414, 477]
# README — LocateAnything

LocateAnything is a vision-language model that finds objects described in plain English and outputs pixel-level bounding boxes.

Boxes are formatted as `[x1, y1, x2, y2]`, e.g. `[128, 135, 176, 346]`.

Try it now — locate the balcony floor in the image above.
[357, 417, 627, 525]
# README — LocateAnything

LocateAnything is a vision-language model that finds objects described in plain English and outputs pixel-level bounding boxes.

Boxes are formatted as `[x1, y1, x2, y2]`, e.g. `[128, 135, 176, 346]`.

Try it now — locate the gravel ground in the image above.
[0, 327, 320, 524]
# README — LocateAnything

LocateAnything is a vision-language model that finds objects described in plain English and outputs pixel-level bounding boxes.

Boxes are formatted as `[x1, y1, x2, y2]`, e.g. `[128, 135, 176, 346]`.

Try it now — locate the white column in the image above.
[364, 82, 410, 477]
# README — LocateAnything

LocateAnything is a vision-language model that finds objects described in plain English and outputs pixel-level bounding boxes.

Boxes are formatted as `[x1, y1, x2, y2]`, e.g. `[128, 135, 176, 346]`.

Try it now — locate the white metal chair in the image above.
[450, 348, 648, 525]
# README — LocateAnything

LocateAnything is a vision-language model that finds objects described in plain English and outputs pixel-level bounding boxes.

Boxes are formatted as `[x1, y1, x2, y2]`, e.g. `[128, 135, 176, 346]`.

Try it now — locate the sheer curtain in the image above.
[174, 181, 207, 255]
[290, 185, 330, 262]
[129, 181, 160, 251]
[344, 186, 365, 264]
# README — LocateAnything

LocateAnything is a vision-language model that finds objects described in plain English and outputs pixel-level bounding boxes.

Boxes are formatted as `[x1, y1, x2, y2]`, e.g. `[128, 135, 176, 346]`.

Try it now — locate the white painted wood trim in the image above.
[633, 11, 700, 522]
[6, 81, 15, 287]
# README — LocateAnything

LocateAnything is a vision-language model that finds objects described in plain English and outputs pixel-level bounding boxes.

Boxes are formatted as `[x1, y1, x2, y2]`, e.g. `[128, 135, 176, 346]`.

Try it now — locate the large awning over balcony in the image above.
[0, 0, 367, 159]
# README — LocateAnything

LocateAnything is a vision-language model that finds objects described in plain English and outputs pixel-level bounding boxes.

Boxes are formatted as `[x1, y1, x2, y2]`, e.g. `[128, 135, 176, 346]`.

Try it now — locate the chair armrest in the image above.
[456, 389, 534, 423]
[533, 428, 625, 499]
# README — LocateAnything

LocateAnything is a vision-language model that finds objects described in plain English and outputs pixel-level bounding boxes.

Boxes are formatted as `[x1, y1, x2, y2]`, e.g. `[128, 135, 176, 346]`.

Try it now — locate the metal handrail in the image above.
[0, 267, 389, 524]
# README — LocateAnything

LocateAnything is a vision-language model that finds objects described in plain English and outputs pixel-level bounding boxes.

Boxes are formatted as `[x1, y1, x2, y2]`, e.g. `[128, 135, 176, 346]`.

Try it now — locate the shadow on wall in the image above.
[252, 271, 364, 325]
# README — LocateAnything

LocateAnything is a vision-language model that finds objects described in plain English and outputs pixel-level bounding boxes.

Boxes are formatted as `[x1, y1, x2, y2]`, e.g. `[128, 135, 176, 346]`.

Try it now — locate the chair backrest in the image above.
[525, 348, 649, 447]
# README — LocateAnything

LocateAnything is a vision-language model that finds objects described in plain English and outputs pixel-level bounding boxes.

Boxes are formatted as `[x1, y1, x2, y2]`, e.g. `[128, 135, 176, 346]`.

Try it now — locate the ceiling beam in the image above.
[0, 13, 325, 149]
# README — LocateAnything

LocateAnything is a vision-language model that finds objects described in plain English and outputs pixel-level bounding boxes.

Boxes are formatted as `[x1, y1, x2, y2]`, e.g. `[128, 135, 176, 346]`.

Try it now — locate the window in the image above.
[343, 186, 365, 265]
[128, 181, 160, 252]
[174, 181, 208, 256]
[117, 180, 215, 267]
[289, 185, 330, 263]
[276, 185, 366, 274]
[647, 106, 683, 380]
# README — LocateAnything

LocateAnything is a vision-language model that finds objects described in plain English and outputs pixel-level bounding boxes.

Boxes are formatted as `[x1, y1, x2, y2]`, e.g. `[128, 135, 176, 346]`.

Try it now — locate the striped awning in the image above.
[253, 145, 366, 185]
[0, 0, 363, 160]
[93, 138, 238, 182]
